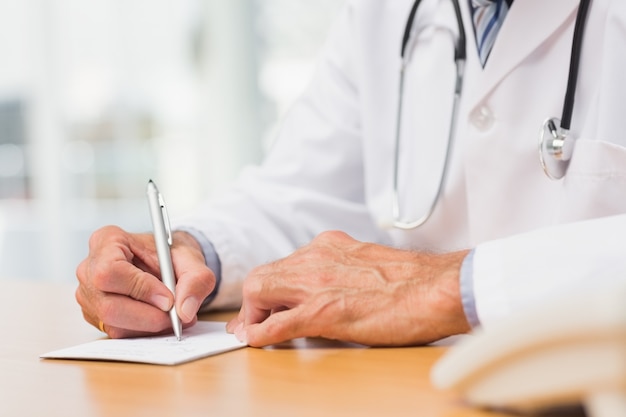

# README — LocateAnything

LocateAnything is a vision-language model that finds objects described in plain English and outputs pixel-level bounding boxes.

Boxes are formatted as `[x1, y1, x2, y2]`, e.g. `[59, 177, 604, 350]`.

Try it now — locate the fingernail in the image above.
[234, 323, 247, 344]
[181, 297, 199, 321]
[152, 294, 171, 311]
[225, 320, 237, 333]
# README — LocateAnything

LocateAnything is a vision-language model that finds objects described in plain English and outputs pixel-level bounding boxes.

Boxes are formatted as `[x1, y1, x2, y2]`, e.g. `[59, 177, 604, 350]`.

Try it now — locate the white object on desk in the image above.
[431, 283, 626, 417]
[40, 321, 246, 365]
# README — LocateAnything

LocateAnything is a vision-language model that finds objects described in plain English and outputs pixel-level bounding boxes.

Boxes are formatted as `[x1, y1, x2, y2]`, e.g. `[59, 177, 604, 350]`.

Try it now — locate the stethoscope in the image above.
[391, 0, 591, 230]
[539, 0, 591, 180]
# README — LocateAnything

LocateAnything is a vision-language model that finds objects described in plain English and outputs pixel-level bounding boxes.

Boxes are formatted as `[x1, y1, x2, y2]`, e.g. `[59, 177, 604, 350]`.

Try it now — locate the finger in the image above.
[240, 303, 288, 328]
[96, 292, 174, 337]
[226, 308, 250, 344]
[237, 304, 291, 345]
[244, 306, 314, 347]
[88, 227, 160, 275]
[100, 323, 168, 339]
[171, 255, 216, 323]
[225, 316, 240, 334]
[242, 299, 273, 328]
[82, 228, 172, 309]
[91, 259, 173, 312]
[226, 305, 244, 333]
[240, 267, 304, 326]
[98, 317, 199, 339]
[89, 295, 197, 339]
[175, 277, 215, 323]
[76, 266, 173, 337]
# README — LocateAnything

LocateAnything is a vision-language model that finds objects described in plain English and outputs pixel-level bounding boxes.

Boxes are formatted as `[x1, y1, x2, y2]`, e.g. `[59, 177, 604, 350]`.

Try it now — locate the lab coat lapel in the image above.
[466, 0, 579, 109]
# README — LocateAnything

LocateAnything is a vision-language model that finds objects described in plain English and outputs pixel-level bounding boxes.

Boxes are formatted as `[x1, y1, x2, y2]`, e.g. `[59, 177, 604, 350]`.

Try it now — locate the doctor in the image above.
[76, 0, 626, 346]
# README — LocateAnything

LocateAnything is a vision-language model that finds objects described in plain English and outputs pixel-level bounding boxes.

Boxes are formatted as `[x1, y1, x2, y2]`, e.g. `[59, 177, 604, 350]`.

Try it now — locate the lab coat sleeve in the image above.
[172, 2, 388, 310]
[472, 214, 626, 328]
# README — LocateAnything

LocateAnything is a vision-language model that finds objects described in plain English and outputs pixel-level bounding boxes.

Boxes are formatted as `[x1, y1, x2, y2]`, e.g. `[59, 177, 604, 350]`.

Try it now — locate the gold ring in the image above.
[98, 320, 106, 333]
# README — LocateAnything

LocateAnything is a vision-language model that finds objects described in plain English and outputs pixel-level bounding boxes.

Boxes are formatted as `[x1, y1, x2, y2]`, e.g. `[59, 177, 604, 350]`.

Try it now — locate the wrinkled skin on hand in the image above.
[227, 231, 470, 347]
[75, 225, 215, 338]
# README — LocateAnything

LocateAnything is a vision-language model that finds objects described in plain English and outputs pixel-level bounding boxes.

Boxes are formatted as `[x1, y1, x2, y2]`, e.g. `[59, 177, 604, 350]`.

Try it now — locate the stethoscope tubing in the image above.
[392, 0, 466, 229]
[561, 0, 592, 131]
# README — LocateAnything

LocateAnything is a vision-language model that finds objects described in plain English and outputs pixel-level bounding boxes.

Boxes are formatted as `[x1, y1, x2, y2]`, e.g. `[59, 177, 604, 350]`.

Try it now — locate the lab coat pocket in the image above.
[561, 138, 626, 221]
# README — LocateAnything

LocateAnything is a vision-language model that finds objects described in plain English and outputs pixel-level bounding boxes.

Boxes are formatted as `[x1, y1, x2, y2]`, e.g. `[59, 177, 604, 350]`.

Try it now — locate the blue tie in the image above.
[470, 0, 511, 67]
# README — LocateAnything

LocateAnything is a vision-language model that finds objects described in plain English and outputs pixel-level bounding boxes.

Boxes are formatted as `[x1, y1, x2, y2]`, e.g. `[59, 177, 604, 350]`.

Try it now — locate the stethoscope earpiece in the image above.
[539, 117, 574, 180]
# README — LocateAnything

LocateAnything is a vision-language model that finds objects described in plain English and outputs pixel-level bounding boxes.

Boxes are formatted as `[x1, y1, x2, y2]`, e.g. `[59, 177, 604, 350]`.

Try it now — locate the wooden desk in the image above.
[0, 280, 513, 417]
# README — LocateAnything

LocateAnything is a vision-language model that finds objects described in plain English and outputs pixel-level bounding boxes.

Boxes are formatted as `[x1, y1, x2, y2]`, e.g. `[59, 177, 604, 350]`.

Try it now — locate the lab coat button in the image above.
[471, 106, 494, 131]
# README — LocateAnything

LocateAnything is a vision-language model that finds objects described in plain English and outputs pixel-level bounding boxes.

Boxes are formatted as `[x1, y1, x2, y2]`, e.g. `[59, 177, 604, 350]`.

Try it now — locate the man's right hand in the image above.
[75, 225, 216, 338]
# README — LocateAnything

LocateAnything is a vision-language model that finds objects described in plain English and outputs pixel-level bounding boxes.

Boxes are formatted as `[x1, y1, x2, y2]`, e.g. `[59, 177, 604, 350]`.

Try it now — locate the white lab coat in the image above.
[175, 0, 626, 328]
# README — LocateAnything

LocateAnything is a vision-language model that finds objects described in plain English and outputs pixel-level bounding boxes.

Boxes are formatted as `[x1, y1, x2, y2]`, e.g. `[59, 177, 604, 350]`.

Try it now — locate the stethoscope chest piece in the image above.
[537, 0, 591, 181]
[539, 117, 574, 180]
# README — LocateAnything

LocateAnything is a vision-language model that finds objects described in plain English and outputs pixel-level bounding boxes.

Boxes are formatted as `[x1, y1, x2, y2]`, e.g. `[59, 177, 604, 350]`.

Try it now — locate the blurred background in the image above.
[0, 0, 344, 282]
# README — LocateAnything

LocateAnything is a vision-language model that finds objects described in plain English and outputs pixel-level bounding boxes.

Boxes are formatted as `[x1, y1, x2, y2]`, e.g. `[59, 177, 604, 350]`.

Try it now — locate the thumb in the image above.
[173, 262, 216, 323]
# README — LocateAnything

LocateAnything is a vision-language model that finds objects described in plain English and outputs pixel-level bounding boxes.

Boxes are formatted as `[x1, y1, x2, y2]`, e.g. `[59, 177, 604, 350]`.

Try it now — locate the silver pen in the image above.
[146, 179, 183, 341]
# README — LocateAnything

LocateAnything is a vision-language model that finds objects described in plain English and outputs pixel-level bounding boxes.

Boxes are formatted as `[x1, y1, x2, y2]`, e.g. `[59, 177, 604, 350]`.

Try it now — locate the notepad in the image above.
[40, 321, 247, 365]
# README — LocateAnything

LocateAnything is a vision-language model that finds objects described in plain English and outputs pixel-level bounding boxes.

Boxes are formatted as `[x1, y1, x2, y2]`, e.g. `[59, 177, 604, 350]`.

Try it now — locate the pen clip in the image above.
[158, 193, 173, 246]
